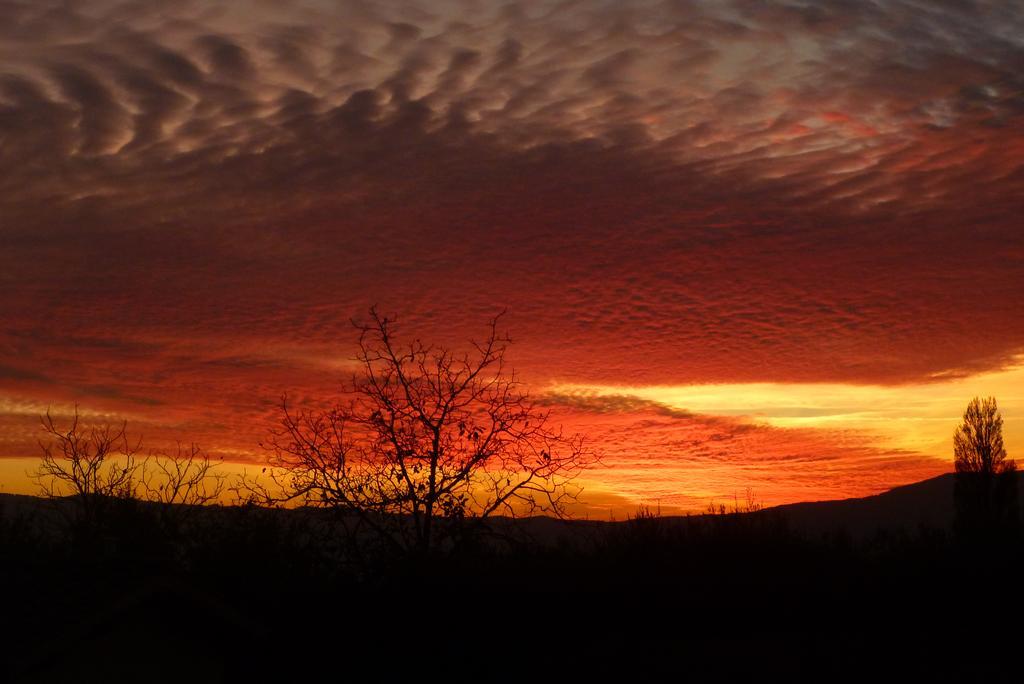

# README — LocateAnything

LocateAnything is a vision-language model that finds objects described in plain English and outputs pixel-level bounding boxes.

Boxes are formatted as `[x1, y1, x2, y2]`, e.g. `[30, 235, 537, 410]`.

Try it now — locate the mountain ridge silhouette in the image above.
[3, 471, 1000, 539]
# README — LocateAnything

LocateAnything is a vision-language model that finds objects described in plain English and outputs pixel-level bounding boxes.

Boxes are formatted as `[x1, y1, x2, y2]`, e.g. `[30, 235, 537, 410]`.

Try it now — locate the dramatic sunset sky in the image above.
[1, 0, 1022, 515]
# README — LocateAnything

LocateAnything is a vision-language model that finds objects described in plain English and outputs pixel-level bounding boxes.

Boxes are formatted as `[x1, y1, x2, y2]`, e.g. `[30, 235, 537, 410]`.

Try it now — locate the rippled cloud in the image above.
[1, 0, 1021, 506]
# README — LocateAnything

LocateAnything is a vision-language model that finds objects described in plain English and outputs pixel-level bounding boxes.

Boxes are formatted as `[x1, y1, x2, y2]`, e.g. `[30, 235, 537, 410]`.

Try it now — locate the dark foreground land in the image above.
[3, 474, 1023, 682]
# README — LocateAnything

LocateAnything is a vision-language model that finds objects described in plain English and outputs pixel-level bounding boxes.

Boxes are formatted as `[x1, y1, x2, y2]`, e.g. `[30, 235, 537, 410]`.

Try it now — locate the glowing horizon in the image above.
[553, 359, 1024, 457]
[6, 361, 1020, 516]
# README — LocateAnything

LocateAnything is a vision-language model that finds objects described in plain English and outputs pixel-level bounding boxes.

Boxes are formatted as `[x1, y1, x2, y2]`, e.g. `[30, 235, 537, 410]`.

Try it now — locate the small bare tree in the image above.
[31, 408, 224, 544]
[139, 442, 225, 540]
[259, 308, 593, 554]
[31, 408, 142, 534]
[140, 442, 224, 507]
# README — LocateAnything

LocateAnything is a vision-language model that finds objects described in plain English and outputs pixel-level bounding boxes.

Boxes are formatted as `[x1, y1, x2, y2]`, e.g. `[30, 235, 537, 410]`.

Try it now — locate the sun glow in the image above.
[551, 358, 1024, 460]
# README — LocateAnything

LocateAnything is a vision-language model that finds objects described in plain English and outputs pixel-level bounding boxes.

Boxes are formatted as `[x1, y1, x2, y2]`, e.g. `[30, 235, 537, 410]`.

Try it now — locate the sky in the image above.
[1, 0, 1022, 515]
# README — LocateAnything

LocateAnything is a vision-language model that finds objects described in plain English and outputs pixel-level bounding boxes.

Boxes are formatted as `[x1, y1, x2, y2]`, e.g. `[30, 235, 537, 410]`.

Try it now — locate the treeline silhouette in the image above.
[3, 476, 1024, 680]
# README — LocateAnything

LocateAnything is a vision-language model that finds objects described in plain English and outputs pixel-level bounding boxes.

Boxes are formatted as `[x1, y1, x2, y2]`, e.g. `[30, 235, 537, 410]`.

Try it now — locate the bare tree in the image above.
[140, 442, 224, 507]
[139, 442, 225, 540]
[954, 396, 1012, 476]
[953, 396, 1018, 537]
[31, 408, 143, 534]
[258, 308, 593, 554]
[31, 408, 224, 544]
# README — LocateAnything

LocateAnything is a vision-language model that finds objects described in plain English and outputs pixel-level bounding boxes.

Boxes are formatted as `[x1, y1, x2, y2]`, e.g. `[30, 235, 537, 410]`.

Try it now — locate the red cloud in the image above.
[0, 0, 1021, 507]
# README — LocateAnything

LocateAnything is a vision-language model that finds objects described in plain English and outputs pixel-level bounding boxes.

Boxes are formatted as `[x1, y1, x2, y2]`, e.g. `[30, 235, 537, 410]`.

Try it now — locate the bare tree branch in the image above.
[264, 309, 596, 554]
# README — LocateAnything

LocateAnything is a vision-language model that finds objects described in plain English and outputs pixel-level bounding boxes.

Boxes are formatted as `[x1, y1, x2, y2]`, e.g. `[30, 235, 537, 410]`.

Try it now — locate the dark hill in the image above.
[759, 472, 960, 538]
[4, 471, 1018, 542]
[495, 471, 993, 544]
[503, 472, 969, 544]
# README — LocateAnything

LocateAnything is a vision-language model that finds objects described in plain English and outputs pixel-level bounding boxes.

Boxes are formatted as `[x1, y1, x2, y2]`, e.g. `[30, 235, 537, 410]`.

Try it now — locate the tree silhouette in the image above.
[31, 408, 143, 541]
[257, 308, 593, 555]
[138, 441, 225, 544]
[952, 396, 1018, 539]
[30, 408, 223, 547]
